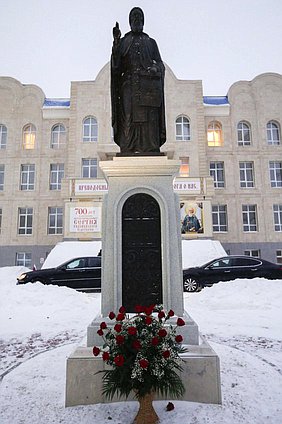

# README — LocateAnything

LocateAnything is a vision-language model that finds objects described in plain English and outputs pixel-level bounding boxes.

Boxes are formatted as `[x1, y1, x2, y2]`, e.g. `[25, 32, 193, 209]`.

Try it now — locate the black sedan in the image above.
[183, 255, 282, 292]
[17, 256, 101, 292]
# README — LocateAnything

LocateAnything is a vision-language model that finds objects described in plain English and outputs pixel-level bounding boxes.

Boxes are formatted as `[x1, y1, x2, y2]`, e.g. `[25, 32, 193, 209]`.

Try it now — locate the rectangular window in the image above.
[242, 204, 257, 232]
[0, 208, 2, 234]
[244, 249, 261, 258]
[239, 162, 254, 188]
[0, 164, 4, 191]
[48, 207, 63, 234]
[20, 164, 35, 190]
[82, 158, 98, 178]
[210, 162, 225, 188]
[212, 205, 228, 232]
[0, 125, 7, 149]
[273, 204, 282, 231]
[269, 161, 282, 187]
[276, 250, 282, 264]
[50, 164, 64, 190]
[15, 252, 32, 267]
[179, 157, 189, 176]
[18, 207, 33, 235]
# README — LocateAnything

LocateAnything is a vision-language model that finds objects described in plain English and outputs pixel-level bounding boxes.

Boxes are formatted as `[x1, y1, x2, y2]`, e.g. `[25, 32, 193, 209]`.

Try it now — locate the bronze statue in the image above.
[111, 7, 166, 154]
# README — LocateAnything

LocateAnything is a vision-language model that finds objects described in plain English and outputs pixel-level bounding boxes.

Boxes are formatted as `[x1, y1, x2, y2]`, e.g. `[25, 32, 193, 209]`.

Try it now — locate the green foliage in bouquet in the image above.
[92, 304, 187, 400]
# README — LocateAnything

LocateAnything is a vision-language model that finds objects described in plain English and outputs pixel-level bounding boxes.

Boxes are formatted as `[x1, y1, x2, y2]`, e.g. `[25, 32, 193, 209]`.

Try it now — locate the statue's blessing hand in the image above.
[113, 22, 121, 40]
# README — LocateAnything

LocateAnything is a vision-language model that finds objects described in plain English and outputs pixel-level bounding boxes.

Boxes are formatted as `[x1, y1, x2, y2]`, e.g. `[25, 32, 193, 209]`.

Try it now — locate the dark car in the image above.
[17, 256, 101, 292]
[183, 255, 282, 292]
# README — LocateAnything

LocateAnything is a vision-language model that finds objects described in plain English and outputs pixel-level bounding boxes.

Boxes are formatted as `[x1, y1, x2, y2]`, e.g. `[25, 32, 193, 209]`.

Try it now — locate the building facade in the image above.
[0, 65, 281, 268]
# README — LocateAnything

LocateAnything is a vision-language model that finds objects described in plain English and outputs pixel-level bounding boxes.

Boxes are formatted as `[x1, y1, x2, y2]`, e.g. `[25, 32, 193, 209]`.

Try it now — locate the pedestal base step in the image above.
[65, 337, 221, 407]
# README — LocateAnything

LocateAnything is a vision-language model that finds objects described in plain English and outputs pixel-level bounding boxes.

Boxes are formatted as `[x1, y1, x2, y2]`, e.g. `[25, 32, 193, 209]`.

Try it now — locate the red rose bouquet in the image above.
[92, 304, 187, 401]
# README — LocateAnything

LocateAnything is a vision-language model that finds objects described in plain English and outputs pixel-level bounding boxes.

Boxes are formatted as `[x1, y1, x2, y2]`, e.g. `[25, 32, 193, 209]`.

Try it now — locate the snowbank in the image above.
[182, 239, 226, 268]
[42, 241, 102, 268]
[42, 239, 225, 270]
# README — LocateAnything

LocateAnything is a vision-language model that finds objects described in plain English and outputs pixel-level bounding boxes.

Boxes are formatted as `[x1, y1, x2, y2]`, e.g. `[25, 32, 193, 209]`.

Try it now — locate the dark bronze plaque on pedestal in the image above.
[122, 193, 162, 312]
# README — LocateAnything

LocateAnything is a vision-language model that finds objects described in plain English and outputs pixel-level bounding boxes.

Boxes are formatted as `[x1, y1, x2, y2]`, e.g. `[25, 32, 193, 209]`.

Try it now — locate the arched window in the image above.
[175, 116, 190, 141]
[51, 124, 66, 148]
[83, 116, 98, 142]
[23, 124, 36, 149]
[207, 121, 223, 147]
[237, 121, 251, 145]
[267, 121, 280, 145]
[0, 124, 7, 149]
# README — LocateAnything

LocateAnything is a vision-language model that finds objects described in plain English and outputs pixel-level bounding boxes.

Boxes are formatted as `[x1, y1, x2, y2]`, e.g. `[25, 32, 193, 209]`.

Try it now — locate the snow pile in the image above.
[187, 278, 282, 340]
[0, 266, 100, 339]
[182, 239, 226, 268]
[42, 239, 225, 271]
[42, 241, 102, 269]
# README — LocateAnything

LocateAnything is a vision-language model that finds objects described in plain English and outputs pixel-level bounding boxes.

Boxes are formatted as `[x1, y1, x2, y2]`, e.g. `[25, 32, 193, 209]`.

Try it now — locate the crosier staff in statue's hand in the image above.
[111, 22, 121, 144]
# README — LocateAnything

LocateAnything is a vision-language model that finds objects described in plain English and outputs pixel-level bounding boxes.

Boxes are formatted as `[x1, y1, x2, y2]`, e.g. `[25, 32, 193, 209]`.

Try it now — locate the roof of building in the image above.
[43, 98, 70, 107]
[203, 96, 229, 105]
[43, 96, 229, 108]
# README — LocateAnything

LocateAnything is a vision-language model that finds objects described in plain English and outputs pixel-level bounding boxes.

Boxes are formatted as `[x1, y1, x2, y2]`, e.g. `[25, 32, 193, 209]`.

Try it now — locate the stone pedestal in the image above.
[65, 336, 222, 406]
[87, 156, 192, 345]
[65, 156, 222, 406]
[99, 156, 184, 316]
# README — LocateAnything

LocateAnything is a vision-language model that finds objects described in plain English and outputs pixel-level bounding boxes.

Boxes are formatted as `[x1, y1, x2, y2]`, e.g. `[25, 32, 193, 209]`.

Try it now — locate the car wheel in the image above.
[183, 277, 201, 292]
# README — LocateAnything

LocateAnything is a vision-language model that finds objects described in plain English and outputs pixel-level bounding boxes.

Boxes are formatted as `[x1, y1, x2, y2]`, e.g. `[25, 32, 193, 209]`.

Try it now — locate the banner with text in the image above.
[69, 206, 102, 233]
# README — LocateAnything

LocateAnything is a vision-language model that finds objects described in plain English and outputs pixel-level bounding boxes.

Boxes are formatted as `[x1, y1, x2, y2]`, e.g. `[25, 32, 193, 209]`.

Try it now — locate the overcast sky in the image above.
[1, 0, 282, 98]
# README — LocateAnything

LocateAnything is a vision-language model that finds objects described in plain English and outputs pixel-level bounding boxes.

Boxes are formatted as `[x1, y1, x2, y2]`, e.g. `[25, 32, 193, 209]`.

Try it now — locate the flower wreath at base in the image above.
[93, 304, 187, 400]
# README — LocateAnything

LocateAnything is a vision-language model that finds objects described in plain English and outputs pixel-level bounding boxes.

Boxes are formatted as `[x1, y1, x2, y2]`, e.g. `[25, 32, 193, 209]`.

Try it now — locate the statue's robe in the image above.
[111, 31, 166, 153]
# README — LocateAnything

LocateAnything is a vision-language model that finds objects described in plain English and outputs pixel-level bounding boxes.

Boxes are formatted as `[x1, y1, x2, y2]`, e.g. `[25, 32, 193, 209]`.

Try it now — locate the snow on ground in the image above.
[0, 240, 282, 423]
[0, 266, 100, 374]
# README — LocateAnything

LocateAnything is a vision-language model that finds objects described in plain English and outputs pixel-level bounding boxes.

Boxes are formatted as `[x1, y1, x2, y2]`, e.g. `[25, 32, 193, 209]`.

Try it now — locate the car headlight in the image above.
[18, 273, 27, 281]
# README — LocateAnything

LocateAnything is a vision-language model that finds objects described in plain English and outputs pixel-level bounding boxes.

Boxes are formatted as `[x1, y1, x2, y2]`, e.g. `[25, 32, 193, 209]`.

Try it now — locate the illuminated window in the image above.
[23, 124, 36, 149]
[176, 116, 190, 141]
[0, 124, 7, 149]
[51, 124, 66, 148]
[207, 121, 223, 146]
[237, 121, 251, 145]
[179, 157, 189, 176]
[267, 121, 280, 145]
[48, 207, 63, 235]
[83, 116, 98, 142]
